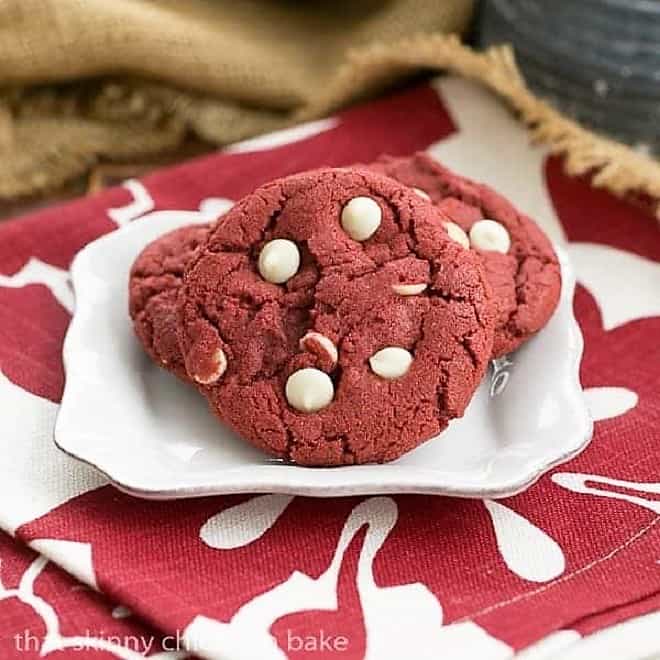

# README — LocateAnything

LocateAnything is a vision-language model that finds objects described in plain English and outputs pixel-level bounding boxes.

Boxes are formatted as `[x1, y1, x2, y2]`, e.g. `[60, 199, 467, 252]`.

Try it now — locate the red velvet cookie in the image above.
[177, 168, 495, 466]
[129, 224, 209, 381]
[367, 152, 561, 357]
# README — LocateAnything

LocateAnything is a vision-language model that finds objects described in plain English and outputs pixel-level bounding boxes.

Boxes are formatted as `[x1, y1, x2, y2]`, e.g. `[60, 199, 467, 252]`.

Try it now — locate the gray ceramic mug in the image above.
[477, 0, 660, 153]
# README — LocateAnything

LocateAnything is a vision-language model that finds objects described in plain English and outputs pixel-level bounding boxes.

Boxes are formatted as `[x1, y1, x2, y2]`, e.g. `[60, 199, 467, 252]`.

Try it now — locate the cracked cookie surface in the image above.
[367, 152, 561, 357]
[177, 168, 495, 466]
[129, 224, 210, 381]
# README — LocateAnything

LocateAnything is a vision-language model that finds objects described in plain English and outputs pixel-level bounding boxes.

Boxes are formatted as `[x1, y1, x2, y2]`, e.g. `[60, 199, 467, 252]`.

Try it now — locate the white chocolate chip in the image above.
[285, 368, 334, 413]
[340, 196, 382, 241]
[444, 221, 470, 249]
[469, 219, 511, 254]
[299, 332, 338, 366]
[258, 239, 301, 284]
[193, 348, 227, 384]
[391, 283, 427, 296]
[412, 187, 431, 201]
[369, 347, 413, 380]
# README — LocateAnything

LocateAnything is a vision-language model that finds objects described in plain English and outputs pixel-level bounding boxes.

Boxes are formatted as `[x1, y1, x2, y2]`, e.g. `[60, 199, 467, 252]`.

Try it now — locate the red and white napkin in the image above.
[0, 77, 658, 660]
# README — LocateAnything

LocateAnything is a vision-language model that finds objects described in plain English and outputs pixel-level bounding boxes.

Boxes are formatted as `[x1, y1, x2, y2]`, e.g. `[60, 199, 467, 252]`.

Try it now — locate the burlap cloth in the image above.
[1, 0, 659, 213]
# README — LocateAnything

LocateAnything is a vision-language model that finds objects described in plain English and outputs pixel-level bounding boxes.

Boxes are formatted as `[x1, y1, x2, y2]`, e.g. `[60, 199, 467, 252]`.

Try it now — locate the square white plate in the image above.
[55, 214, 592, 499]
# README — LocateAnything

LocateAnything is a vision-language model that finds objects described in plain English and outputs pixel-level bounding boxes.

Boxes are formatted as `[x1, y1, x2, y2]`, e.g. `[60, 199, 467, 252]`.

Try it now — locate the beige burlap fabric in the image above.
[0, 0, 473, 197]
[1, 0, 659, 214]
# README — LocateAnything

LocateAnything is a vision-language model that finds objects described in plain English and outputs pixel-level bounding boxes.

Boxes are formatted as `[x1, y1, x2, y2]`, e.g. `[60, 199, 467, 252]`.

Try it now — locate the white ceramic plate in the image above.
[55, 214, 592, 499]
